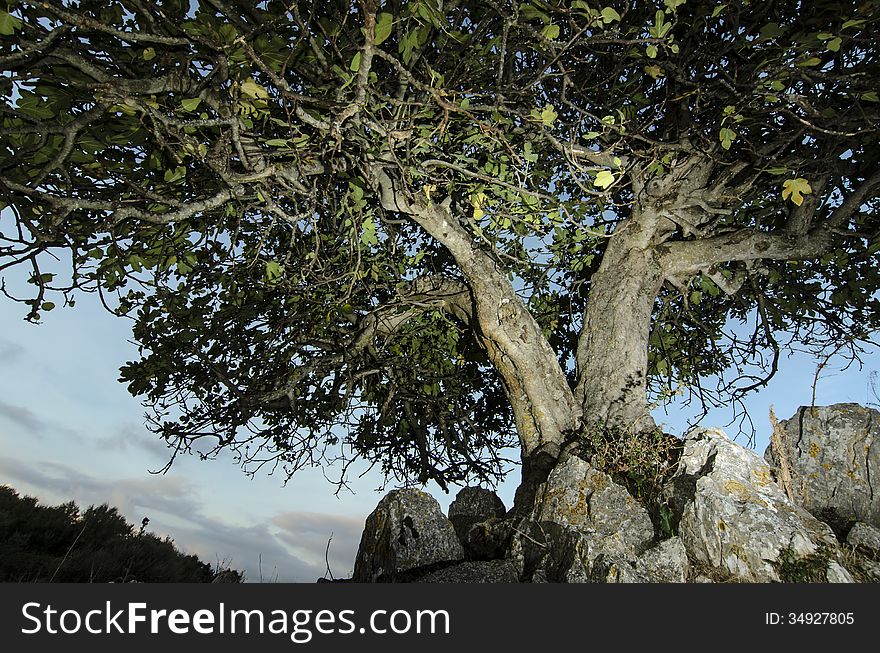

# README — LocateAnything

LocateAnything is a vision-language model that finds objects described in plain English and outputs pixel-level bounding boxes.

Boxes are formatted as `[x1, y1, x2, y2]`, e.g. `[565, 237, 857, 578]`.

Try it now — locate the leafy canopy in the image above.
[1, 0, 878, 488]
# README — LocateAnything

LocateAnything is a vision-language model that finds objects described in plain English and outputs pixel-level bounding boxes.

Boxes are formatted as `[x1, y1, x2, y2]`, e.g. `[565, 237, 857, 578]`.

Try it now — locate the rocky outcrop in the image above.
[349, 404, 880, 583]
[352, 489, 464, 582]
[676, 428, 839, 582]
[765, 403, 880, 531]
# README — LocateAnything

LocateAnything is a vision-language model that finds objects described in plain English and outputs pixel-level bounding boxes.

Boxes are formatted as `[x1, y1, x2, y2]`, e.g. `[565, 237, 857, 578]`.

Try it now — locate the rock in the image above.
[532, 456, 654, 555]
[352, 489, 464, 582]
[858, 559, 880, 581]
[447, 487, 507, 557]
[590, 553, 646, 583]
[825, 562, 854, 583]
[416, 560, 519, 583]
[508, 456, 655, 583]
[636, 537, 690, 583]
[846, 522, 880, 555]
[676, 428, 838, 582]
[464, 517, 514, 560]
[765, 404, 880, 531]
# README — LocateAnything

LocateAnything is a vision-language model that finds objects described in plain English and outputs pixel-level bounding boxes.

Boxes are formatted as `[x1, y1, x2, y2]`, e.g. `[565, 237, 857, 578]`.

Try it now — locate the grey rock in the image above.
[447, 487, 507, 558]
[765, 404, 880, 530]
[846, 522, 880, 554]
[637, 537, 690, 583]
[508, 457, 655, 583]
[677, 428, 838, 582]
[416, 560, 519, 583]
[448, 487, 506, 532]
[860, 559, 880, 581]
[464, 517, 514, 560]
[532, 455, 654, 556]
[353, 489, 464, 582]
[825, 561, 854, 583]
[590, 553, 647, 583]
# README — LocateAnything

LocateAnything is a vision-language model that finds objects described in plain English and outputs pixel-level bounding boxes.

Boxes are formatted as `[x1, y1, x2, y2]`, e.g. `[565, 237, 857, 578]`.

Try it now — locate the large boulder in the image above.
[765, 404, 880, 531]
[509, 455, 655, 582]
[447, 487, 507, 557]
[676, 428, 839, 582]
[352, 489, 464, 582]
[532, 455, 654, 555]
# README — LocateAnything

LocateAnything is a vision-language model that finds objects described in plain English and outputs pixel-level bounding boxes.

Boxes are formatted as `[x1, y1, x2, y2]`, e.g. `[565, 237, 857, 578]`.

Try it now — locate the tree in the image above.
[2, 0, 878, 511]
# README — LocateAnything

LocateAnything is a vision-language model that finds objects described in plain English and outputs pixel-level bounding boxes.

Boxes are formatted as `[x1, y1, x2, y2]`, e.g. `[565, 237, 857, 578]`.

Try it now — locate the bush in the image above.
[0, 484, 240, 582]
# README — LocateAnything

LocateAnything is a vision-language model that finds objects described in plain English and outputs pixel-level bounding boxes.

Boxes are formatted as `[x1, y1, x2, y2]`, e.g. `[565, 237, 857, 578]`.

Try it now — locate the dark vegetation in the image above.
[0, 484, 242, 582]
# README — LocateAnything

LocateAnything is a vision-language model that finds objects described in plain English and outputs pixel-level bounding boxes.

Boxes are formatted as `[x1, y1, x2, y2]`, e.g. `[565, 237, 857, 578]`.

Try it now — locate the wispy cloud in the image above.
[0, 398, 84, 441]
[92, 421, 173, 462]
[272, 511, 364, 579]
[0, 338, 25, 363]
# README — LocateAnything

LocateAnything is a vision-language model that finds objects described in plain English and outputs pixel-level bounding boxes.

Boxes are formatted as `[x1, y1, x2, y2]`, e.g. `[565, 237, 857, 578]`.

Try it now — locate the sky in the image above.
[1, 262, 878, 582]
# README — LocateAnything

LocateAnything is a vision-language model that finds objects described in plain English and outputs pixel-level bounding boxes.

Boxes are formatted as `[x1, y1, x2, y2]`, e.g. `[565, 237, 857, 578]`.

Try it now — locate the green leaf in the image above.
[796, 57, 822, 67]
[0, 10, 22, 35]
[542, 23, 560, 40]
[646, 44, 658, 59]
[41, 302, 55, 311]
[240, 78, 269, 99]
[523, 141, 539, 163]
[600, 7, 621, 23]
[664, 0, 687, 11]
[264, 260, 283, 283]
[374, 13, 394, 45]
[143, 47, 156, 61]
[759, 23, 783, 40]
[349, 51, 362, 72]
[719, 127, 737, 150]
[841, 19, 865, 29]
[594, 170, 615, 189]
[781, 178, 812, 206]
[862, 91, 879, 103]
[265, 138, 289, 147]
[163, 166, 187, 183]
[540, 104, 558, 126]
[826, 37, 841, 52]
[180, 97, 201, 112]
[360, 215, 378, 246]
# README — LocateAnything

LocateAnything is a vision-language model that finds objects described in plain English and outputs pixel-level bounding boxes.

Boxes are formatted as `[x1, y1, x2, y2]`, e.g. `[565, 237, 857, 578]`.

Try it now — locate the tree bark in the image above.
[372, 170, 579, 510]
[575, 210, 665, 434]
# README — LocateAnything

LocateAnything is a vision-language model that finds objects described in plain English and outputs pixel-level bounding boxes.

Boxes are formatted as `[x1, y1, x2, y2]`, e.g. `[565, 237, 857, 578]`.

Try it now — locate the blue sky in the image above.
[1, 265, 877, 581]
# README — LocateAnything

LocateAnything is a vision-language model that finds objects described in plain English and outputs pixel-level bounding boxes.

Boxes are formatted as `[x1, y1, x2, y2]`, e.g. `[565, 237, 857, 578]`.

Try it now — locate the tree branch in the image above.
[659, 228, 832, 278]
